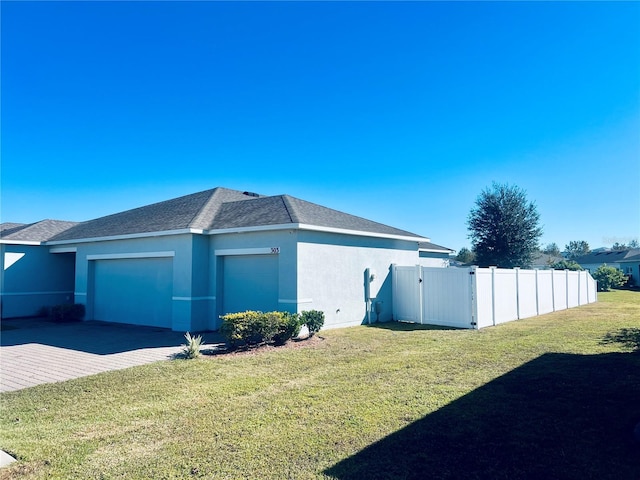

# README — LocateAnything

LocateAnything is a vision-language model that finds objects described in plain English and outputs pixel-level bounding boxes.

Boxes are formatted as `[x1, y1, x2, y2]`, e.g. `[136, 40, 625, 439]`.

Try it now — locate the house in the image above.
[574, 249, 640, 286]
[418, 242, 454, 267]
[530, 252, 564, 269]
[2, 187, 452, 330]
[0, 220, 78, 318]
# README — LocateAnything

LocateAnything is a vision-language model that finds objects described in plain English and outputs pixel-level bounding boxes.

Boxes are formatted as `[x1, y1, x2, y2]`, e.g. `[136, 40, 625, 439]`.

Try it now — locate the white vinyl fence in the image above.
[392, 266, 597, 329]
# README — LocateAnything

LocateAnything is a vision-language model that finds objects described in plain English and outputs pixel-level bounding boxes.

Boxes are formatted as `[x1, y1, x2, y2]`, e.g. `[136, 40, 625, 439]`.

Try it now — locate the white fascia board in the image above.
[207, 223, 429, 243]
[0, 240, 42, 246]
[45, 228, 202, 246]
[420, 247, 454, 254]
[296, 224, 430, 243]
[87, 251, 175, 260]
[49, 247, 77, 254]
[215, 247, 279, 256]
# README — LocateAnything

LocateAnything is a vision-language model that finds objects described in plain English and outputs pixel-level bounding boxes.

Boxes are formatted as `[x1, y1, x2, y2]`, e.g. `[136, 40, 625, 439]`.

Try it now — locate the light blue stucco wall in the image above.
[70, 234, 197, 331]
[208, 229, 298, 330]
[55, 228, 428, 332]
[0, 244, 75, 318]
[296, 231, 421, 329]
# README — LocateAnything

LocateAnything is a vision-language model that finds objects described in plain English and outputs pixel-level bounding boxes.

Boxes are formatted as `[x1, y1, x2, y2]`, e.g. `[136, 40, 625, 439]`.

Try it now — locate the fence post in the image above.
[551, 269, 556, 312]
[535, 269, 540, 316]
[491, 266, 496, 326]
[515, 267, 521, 320]
[565, 270, 569, 309]
[417, 265, 424, 325]
[470, 267, 478, 329]
[391, 264, 396, 321]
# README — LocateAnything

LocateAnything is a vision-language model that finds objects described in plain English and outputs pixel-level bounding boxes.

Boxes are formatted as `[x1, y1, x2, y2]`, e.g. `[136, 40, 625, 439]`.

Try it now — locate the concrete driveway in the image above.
[0, 318, 220, 392]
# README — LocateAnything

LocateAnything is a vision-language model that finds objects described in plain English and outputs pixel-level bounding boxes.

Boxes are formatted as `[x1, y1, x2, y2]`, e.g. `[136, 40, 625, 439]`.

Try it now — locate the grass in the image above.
[1, 291, 639, 479]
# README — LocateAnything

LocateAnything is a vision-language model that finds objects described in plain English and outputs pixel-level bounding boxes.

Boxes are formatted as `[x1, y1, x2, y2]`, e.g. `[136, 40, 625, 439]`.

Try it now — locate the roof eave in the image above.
[0, 239, 43, 246]
[207, 222, 429, 243]
[45, 228, 203, 246]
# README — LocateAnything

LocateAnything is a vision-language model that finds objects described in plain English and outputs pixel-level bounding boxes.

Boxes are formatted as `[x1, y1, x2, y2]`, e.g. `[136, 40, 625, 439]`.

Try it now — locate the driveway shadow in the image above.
[0, 318, 223, 355]
[325, 342, 640, 479]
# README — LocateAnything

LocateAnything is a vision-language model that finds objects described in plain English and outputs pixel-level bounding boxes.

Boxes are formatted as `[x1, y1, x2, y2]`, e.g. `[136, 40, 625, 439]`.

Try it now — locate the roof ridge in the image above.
[280, 195, 298, 223]
[188, 187, 222, 229]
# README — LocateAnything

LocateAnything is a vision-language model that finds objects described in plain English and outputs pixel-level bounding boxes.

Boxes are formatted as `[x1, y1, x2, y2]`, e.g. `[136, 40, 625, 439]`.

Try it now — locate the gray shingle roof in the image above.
[49, 187, 425, 242]
[213, 195, 422, 237]
[51, 187, 256, 241]
[574, 249, 640, 265]
[418, 242, 455, 253]
[0, 220, 78, 243]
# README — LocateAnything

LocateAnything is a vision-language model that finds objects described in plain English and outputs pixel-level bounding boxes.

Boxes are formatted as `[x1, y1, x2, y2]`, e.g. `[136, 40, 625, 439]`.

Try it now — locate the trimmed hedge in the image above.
[220, 310, 305, 348]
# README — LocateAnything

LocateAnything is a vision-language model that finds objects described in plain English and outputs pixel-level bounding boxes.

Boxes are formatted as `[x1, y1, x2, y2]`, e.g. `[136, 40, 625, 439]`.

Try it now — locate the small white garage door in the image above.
[93, 257, 173, 328]
[222, 254, 279, 314]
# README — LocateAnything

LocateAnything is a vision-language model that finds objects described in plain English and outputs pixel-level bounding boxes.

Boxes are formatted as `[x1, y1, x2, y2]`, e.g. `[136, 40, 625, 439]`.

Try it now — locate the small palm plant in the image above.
[182, 332, 205, 359]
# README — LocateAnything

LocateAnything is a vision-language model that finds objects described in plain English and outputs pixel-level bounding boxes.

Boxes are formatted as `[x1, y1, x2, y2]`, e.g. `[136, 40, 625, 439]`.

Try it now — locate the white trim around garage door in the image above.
[86, 251, 176, 261]
[172, 296, 216, 301]
[214, 247, 280, 256]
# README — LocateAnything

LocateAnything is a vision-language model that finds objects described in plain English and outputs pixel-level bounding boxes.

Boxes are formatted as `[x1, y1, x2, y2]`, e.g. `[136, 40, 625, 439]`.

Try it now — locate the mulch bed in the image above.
[201, 335, 325, 358]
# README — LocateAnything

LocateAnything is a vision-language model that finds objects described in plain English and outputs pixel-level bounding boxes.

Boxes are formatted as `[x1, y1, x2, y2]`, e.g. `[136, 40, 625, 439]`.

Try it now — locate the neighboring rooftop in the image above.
[47, 187, 426, 242]
[418, 242, 455, 254]
[573, 249, 640, 264]
[0, 220, 78, 243]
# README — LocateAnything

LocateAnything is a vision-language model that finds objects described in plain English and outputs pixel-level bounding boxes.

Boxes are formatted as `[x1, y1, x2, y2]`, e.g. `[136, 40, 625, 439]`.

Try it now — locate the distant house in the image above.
[2, 187, 453, 330]
[418, 242, 454, 267]
[574, 249, 640, 286]
[530, 252, 564, 269]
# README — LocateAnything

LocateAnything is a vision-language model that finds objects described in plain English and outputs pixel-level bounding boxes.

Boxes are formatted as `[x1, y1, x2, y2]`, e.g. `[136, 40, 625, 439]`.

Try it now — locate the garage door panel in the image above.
[93, 258, 173, 328]
[223, 255, 278, 314]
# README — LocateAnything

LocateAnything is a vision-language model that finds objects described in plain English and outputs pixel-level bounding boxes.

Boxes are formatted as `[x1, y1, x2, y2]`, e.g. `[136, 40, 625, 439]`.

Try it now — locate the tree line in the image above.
[454, 182, 634, 290]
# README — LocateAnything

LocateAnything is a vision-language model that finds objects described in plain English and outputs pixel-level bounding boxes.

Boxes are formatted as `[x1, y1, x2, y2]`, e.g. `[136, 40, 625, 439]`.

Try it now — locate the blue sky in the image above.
[2, 1, 639, 252]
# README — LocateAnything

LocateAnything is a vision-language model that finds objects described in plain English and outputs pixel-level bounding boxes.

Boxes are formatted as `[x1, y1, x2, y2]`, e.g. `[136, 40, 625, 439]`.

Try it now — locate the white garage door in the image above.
[93, 257, 173, 328]
[222, 254, 279, 315]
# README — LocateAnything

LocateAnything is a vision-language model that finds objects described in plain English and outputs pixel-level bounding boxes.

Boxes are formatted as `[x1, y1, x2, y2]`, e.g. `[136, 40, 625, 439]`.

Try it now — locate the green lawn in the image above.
[1, 291, 639, 479]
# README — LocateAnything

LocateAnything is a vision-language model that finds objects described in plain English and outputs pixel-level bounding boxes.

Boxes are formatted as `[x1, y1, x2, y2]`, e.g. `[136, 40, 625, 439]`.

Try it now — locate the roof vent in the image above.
[243, 191, 260, 197]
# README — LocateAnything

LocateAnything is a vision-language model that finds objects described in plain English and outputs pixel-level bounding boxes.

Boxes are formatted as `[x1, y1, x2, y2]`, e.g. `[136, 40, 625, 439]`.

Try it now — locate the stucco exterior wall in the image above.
[296, 231, 420, 329]
[1, 244, 75, 318]
[208, 229, 298, 330]
[69, 234, 196, 331]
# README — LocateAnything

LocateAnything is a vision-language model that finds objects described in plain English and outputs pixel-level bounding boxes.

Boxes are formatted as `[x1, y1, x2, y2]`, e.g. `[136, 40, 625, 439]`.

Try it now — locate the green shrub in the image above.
[301, 310, 325, 336]
[50, 303, 85, 323]
[182, 332, 204, 359]
[593, 264, 628, 292]
[272, 312, 302, 345]
[220, 311, 302, 348]
[221, 311, 260, 348]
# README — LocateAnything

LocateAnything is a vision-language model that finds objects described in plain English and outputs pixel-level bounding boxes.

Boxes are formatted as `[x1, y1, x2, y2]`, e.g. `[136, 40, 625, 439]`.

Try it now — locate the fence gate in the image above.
[392, 265, 475, 328]
[391, 265, 421, 322]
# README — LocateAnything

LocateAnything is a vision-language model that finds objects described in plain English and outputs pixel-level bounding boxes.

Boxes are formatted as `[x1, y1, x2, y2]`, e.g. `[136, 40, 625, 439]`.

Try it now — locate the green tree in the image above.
[592, 264, 627, 291]
[467, 182, 543, 268]
[549, 259, 583, 271]
[542, 242, 561, 256]
[629, 239, 639, 248]
[564, 240, 590, 260]
[612, 242, 628, 251]
[455, 247, 476, 264]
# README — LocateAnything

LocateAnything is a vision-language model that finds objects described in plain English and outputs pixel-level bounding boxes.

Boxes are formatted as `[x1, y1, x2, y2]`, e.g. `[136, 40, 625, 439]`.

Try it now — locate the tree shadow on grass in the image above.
[325, 351, 640, 480]
[601, 328, 640, 353]
[366, 321, 461, 332]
